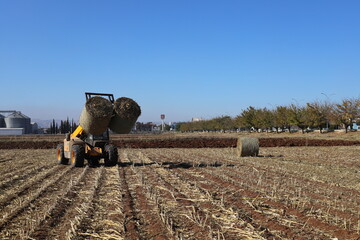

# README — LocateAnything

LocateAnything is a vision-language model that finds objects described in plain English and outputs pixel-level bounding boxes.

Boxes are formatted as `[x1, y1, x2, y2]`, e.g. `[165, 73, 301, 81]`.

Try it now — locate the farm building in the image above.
[192, 117, 203, 122]
[0, 128, 24, 135]
[0, 110, 33, 135]
[31, 122, 38, 133]
[0, 114, 5, 128]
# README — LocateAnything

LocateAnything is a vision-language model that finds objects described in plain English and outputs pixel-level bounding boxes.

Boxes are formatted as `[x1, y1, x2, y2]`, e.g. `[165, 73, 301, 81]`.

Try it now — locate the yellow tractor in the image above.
[56, 93, 118, 167]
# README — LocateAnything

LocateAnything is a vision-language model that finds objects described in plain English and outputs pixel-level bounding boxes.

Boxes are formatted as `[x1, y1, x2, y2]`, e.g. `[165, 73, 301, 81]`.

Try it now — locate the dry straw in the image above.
[79, 96, 113, 135]
[236, 137, 259, 157]
[109, 97, 141, 134]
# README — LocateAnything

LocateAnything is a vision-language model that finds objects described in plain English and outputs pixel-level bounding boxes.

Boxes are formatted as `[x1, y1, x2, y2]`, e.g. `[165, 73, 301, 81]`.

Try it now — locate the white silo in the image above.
[4, 111, 31, 134]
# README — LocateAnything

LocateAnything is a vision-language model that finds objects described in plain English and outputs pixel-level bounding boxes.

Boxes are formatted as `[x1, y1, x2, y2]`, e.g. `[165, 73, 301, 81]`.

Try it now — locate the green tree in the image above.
[234, 115, 245, 130]
[50, 119, 56, 134]
[289, 104, 307, 133]
[274, 106, 291, 133]
[240, 106, 257, 131]
[253, 108, 273, 131]
[306, 101, 327, 133]
[60, 120, 64, 133]
[213, 116, 235, 131]
[332, 98, 360, 133]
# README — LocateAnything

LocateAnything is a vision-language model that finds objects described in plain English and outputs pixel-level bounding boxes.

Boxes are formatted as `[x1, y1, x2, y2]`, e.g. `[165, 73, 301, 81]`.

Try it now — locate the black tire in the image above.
[71, 145, 85, 167]
[104, 144, 118, 166]
[56, 144, 68, 165]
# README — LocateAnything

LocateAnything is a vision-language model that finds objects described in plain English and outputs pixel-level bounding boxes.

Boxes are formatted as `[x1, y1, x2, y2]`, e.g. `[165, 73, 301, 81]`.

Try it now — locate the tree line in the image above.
[177, 98, 360, 133]
[49, 118, 78, 134]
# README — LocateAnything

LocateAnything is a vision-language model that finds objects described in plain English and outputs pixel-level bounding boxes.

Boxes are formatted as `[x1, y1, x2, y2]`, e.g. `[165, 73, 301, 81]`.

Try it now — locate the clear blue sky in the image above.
[1, 0, 359, 123]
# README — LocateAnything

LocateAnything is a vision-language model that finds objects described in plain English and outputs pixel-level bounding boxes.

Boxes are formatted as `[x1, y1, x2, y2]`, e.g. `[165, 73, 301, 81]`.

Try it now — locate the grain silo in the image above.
[0, 114, 5, 128]
[4, 111, 31, 134]
[31, 122, 38, 134]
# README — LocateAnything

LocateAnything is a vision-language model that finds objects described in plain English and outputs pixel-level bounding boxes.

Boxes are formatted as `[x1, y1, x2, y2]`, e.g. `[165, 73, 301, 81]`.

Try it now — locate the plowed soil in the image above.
[0, 147, 359, 239]
[1, 137, 359, 149]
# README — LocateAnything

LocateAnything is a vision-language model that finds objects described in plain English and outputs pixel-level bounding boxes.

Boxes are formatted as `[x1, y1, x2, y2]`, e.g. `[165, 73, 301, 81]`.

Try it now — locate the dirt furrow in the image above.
[0, 163, 43, 183]
[125, 152, 179, 239]
[146, 150, 331, 239]
[181, 150, 360, 218]
[0, 164, 65, 210]
[64, 167, 105, 239]
[0, 163, 55, 194]
[127, 166, 175, 239]
[118, 165, 142, 240]
[0, 150, 53, 175]
[169, 149, 360, 227]
[76, 166, 125, 240]
[0, 166, 75, 239]
[216, 153, 360, 208]
[136, 151, 266, 239]
[175, 166, 322, 239]
[212, 163, 360, 228]
[134, 167, 209, 239]
[124, 151, 218, 240]
[196, 167, 360, 240]
[161, 149, 360, 239]
[0, 159, 12, 164]
[29, 166, 101, 240]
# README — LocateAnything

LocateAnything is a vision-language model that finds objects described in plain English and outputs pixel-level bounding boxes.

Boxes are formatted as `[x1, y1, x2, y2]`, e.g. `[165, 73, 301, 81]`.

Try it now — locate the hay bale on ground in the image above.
[79, 96, 113, 135]
[236, 137, 259, 157]
[109, 97, 141, 134]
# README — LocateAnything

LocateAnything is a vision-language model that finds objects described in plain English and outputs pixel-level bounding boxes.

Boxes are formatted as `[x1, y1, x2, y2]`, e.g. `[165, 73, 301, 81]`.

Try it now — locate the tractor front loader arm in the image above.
[71, 125, 85, 138]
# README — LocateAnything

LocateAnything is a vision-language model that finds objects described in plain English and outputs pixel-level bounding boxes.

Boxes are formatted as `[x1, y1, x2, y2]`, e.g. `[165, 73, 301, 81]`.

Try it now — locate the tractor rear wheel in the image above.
[104, 144, 118, 166]
[56, 144, 68, 165]
[71, 145, 85, 167]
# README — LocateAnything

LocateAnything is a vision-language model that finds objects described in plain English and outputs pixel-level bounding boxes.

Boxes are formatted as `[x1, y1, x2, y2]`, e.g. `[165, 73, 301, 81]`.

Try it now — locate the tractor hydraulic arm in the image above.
[70, 125, 85, 138]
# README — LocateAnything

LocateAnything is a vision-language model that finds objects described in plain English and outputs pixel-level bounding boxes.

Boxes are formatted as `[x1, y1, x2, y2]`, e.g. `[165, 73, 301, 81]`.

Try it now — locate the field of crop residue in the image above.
[0, 146, 360, 240]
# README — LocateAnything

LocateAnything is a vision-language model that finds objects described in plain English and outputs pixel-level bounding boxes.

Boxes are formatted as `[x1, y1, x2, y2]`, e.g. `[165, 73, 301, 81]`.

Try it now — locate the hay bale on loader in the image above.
[79, 96, 113, 135]
[109, 97, 141, 134]
[236, 137, 259, 157]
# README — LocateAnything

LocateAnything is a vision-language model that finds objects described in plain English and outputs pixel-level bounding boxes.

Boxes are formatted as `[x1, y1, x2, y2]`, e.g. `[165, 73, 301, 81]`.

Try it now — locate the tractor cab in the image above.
[85, 130, 110, 148]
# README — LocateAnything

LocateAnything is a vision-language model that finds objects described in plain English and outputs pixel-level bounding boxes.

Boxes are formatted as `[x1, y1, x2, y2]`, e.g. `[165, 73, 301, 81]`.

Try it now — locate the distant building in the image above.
[0, 128, 24, 135]
[0, 110, 32, 135]
[192, 117, 203, 122]
[168, 122, 178, 131]
[134, 122, 157, 132]
[0, 114, 5, 128]
[31, 122, 39, 134]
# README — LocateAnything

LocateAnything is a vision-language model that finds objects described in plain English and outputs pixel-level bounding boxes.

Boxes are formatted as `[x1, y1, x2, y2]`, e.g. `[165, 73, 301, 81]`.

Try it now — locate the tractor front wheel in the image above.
[56, 144, 68, 165]
[71, 145, 85, 167]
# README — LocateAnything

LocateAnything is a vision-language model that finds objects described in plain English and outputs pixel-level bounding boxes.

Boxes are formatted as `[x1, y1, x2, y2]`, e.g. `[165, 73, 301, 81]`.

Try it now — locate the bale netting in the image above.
[109, 97, 141, 134]
[79, 96, 113, 135]
[236, 137, 259, 157]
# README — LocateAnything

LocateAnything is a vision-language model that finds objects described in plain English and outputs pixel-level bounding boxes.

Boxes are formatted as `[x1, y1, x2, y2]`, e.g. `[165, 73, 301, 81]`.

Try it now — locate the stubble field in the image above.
[0, 144, 360, 239]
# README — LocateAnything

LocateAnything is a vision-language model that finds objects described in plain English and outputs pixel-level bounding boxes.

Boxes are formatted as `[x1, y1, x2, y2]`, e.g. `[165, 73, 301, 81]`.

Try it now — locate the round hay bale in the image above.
[109, 97, 141, 134]
[79, 96, 113, 135]
[236, 137, 259, 157]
